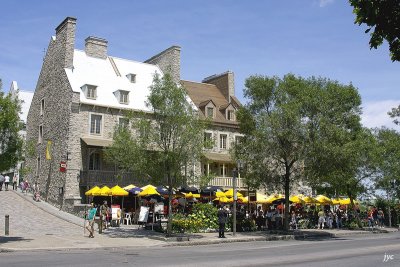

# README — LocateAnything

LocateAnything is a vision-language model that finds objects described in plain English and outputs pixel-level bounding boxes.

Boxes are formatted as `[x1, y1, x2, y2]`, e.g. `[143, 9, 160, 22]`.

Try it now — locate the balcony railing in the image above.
[209, 176, 246, 189]
[80, 170, 142, 187]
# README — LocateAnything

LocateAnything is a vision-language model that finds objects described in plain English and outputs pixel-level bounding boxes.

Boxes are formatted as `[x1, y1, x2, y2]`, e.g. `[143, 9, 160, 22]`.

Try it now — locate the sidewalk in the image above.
[1, 190, 398, 252]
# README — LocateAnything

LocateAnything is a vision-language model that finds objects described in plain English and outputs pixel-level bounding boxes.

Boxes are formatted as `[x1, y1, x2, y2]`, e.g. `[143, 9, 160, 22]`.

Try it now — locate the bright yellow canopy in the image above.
[301, 195, 318, 204]
[264, 194, 285, 204]
[224, 189, 243, 198]
[215, 196, 233, 203]
[85, 186, 100, 196]
[138, 186, 160, 197]
[315, 195, 333, 205]
[289, 195, 305, 204]
[141, 184, 156, 190]
[215, 191, 226, 198]
[110, 185, 129, 196]
[184, 192, 201, 198]
[238, 196, 249, 203]
[339, 198, 359, 205]
[92, 186, 111, 196]
[123, 184, 137, 190]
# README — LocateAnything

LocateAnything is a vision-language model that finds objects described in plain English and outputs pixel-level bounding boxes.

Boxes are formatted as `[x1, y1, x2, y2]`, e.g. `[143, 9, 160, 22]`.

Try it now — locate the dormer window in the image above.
[114, 90, 129, 104]
[227, 110, 235, 121]
[81, 84, 97, 99]
[207, 107, 214, 118]
[126, 73, 136, 83]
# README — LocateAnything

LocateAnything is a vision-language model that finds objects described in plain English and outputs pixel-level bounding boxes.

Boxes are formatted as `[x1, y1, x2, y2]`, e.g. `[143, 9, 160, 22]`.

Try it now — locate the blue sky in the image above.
[0, 0, 398, 128]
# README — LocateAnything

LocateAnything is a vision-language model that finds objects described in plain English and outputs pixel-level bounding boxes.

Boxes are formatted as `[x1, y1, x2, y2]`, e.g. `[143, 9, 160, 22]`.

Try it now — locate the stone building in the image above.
[182, 72, 245, 189]
[25, 17, 245, 212]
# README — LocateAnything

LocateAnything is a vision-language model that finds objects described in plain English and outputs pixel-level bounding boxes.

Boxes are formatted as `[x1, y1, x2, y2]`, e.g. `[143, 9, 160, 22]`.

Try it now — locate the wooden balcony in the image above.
[208, 176, 246, 189]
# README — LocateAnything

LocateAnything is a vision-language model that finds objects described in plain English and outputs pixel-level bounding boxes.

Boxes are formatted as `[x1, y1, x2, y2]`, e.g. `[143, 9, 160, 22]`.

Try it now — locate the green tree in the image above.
[235, 74, 364, 230]
[375, 128, 400, 198]
[388, 105, 400, 125]
[350, 0, 400, 61]
[106, 73, 207, 236]
[0, 79, 23, 172]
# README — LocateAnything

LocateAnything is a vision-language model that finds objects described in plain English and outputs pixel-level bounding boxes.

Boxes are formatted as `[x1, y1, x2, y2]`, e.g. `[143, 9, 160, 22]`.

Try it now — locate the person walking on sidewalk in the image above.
[4, 174, 10, 190]
[217, 205, 228, 238]
[12, 174, 18, 190]
[86, 203, 97, 238]
[0, 174, 4, 191]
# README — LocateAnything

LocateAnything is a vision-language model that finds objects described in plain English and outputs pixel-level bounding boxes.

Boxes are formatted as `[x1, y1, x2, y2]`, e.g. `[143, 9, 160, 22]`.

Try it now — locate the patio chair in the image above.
[124, 213, 132, 225]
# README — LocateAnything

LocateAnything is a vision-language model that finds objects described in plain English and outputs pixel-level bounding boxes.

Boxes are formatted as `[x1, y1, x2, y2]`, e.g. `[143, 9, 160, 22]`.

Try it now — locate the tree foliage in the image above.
[235, 74, 365, 230]
[106, 72, 207, 236]
[388, 105, 400, 125]
[0, 79, 23, 172]
[350, 0, 400, 61]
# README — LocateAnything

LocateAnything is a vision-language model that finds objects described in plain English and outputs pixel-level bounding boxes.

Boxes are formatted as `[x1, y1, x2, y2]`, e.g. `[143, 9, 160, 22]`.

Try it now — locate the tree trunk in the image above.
[347, 189, 362, 228]
[284, 172, 290, 231]
[167, 171, 173, 237]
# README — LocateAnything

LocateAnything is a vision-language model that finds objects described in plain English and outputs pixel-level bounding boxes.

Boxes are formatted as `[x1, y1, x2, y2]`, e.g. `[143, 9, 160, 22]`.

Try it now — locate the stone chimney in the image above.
[55, 17, 77, 69]
[144, 45, 181, 84]
[85, 36, 108, 59]
[202, 71, 235, 101]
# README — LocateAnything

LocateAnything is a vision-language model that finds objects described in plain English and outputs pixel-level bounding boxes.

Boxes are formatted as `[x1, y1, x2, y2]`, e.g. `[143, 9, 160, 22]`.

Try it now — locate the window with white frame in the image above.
[235, 136, 243, 145]
[86, 85, 97, 99]
[119, 90, 129, 104]
[207, 107, 214, 118]
[40, 99, 45, 116]
[227, 110, 235, 121]
[219, 134, 227, 149]
[89, 152, 101, 170]
[38, 125, 43, 143]
[90, 114, 102, 135]
[220, 164, 226, 176]
[204, 132, 212, 148]
[126, 73, 136, 83]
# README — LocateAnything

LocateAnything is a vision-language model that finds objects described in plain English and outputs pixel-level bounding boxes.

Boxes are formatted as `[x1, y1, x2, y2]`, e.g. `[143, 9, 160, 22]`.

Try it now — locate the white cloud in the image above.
[361, 100, 399, 129]
[319, 0, 334, 7]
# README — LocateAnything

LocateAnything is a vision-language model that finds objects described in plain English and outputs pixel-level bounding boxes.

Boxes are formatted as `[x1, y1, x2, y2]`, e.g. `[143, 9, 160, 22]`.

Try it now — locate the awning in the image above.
[203, 152, 233, 163]
[81, 137, 113, 147]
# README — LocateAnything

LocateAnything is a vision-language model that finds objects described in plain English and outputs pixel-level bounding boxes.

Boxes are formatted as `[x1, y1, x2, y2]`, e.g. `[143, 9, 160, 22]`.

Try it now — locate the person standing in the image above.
[12, 174, 18, 190]
[317, 210, 325, 229]
[4, 174, 10, 191]
[0, 174, 4, 191]
[86, 203, 97, 238]
[217, 205, 228, 238]
[100, 201, 109, 230]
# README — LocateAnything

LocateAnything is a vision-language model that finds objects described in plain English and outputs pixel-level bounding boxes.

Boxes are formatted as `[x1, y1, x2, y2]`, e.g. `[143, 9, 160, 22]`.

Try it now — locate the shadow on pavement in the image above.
[0, 236, 33, 244]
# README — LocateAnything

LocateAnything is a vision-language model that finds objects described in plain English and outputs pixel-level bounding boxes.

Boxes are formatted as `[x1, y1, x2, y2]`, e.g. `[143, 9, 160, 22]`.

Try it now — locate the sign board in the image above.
[154, 202, 164, 214]
[111, 204, 120, 221]
[138, 206, 150, 223]
[249, 190, 257, 202]
[60, 161, 67, 172]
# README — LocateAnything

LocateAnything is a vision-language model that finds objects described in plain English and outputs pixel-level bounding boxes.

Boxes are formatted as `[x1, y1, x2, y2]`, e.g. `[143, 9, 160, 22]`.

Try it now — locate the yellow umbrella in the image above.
[85, 186, 100, 196]
[215, 196, 233, 203]
[315, 195, 333, 205]
[301, 195, 318, 204]
[138, 186, 160, 197]
[238, 196, 249, 203]
[110, 185, 129, 197]
[92, 186, 111, 196]
[332, 198, 340, 205]
[215, 191, 226, 198]
[123, 184, 137, 190]
[183, 192, 200, 198]
[224, 189, 243, 198]
[289, 195, 305, 204]
[339, 198, 359, 205]
[141, 184, 156, 190]
[264, 193, 285, 204]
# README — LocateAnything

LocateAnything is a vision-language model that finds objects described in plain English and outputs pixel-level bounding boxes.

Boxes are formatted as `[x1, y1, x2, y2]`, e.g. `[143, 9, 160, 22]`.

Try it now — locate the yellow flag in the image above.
[46, 140, 52, 160]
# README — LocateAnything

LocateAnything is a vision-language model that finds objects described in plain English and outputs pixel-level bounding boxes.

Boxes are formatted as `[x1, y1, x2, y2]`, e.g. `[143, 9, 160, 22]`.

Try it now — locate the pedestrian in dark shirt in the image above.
[217, 206, 228, 238]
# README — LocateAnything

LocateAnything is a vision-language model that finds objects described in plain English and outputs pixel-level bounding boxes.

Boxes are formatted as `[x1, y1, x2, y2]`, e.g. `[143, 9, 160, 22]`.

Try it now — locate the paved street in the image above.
[1, 233, 400, 267]
[1, 188, 399, 267]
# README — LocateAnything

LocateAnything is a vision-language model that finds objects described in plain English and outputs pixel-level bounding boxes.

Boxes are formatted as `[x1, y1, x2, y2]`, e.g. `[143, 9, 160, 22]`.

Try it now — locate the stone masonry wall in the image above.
[26, 17, 76, 210]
